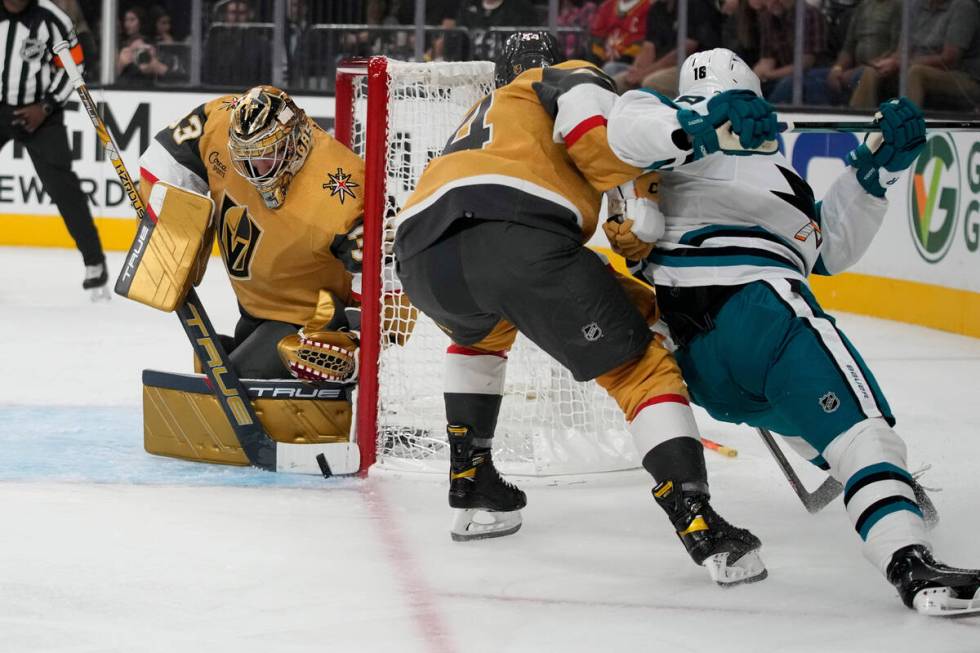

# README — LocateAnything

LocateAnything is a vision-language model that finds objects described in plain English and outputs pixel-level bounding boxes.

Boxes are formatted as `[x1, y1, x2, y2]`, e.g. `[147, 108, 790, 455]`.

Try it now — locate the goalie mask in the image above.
[678, 48, 762, 98]
[228, 85, 313, 209]
[494, 31, 562, 88]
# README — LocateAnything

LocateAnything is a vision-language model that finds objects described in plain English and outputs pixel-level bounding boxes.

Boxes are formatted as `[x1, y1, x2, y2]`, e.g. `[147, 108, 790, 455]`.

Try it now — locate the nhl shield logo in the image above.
[582, 322, 603, 342]
[20, 38, 45, 61]
[819, 391, 840, 414]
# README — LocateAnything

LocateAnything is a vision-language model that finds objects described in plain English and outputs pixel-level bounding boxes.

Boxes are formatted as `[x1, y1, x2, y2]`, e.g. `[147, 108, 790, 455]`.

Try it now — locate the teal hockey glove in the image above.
[676, 90, 778, 159]
[847, 97, 926, 197]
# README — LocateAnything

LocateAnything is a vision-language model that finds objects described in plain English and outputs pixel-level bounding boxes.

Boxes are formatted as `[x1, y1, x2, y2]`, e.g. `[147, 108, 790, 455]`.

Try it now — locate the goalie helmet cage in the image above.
[335, 56, 637, 477]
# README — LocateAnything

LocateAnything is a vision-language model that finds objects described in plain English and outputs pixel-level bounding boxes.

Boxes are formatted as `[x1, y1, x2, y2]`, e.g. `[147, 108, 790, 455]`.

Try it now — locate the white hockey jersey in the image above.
[606, 89, 890, 288]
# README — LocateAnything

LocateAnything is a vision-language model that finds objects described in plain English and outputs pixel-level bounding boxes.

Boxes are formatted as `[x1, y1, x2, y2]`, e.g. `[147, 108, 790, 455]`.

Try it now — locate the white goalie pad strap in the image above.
[276, 442, 360, 476]
[444, 347, 507, 396]
[628, 395, 698, 457]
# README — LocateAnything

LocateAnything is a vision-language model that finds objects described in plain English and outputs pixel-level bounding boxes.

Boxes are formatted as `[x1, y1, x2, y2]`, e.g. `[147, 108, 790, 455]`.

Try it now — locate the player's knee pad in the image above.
[822, 417, 909, 483]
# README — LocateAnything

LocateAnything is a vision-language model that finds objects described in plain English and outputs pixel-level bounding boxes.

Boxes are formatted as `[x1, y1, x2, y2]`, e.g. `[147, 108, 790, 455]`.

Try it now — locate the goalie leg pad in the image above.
[116, 181, 215, 312]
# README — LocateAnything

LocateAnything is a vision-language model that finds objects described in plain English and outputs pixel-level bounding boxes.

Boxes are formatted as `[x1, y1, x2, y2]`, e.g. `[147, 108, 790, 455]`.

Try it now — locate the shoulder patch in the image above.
[323, 168, 359, 204]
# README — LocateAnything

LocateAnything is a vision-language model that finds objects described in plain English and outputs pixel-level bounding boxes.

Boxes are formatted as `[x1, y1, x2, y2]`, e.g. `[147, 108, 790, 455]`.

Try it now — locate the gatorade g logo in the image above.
[218, 194, 261, 279]
[909, 134, 959, 263]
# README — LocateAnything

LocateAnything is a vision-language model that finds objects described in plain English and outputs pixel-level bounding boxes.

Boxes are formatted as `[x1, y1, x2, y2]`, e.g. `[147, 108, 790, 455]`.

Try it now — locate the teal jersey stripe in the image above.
[649, 251, 800, 271]
[845, 462, 911, 495]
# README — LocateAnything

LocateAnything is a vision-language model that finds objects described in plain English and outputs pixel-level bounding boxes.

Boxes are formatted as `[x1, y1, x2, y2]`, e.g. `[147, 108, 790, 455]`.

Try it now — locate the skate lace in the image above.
[485, 458, 520, 491]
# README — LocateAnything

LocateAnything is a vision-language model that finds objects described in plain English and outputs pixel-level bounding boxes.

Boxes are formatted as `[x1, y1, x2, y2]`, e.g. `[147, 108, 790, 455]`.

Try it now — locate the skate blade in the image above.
[89, 285, 111, 302]
[450, 508, 522, 542]
[704, 550, 768, 587]
[913, 586, 980, 617]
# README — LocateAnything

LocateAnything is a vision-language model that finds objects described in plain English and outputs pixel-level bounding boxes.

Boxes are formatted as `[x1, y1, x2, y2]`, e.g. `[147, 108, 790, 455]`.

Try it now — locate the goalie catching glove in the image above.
[602, 172, 665, 261]
[277, 289, 359, 383]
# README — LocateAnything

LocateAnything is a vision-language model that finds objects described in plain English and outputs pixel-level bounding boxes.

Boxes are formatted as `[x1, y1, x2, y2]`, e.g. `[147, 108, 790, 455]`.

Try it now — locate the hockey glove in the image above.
[603, 172, 664, 260]
[331, 219, 364, 272]
[676, 90, 778, 159]
[846, 97, 926, 198]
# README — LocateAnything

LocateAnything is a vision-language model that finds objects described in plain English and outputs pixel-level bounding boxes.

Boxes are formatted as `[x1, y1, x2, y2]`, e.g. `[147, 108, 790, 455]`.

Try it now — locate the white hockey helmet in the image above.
[678, 48, 762, 98]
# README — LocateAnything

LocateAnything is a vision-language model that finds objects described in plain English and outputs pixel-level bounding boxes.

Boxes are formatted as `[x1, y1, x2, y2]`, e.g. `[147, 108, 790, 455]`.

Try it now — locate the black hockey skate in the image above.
[886, 545, 980, 616]
[448, 424, 526, 542]
[83, 262, 110, 301]
[653, 480, 767, 586]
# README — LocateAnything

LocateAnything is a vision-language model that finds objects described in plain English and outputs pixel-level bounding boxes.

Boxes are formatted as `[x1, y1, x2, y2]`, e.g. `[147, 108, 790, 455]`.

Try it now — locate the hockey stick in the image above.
[779, 119, 980, 134]
[53, 41, 277, 471]
[756, 427, 842, 513]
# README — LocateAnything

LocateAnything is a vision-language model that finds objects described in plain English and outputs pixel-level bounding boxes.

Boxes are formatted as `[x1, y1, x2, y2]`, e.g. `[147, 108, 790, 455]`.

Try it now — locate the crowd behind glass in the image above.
[63, 0, 980, 113]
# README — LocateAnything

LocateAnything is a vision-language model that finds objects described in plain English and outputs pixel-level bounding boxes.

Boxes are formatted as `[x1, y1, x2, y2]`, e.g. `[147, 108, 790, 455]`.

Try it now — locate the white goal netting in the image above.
[346, 59, 637, 475]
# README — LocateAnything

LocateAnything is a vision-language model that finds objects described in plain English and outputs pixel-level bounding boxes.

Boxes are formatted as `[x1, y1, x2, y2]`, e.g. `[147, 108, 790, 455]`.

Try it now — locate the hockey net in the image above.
[335, 57, 636, 476]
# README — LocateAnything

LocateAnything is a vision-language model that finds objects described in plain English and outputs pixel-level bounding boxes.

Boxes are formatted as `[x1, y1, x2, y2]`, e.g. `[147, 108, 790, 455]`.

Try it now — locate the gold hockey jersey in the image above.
[140, 96, 365, 326]
[394, 60, 644, 260]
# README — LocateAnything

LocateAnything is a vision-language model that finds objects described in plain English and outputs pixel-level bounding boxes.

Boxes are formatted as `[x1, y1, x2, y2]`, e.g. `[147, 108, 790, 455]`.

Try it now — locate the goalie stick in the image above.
[53, 41, 277, 472]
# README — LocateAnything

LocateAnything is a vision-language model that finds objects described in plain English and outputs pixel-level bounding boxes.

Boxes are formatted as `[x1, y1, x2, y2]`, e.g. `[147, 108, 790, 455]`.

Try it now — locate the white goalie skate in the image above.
[450, 508, 523, 542]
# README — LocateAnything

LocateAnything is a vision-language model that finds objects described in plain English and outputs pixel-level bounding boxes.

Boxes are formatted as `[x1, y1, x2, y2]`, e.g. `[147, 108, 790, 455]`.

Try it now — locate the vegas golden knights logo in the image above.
[218, 195, 261, 279]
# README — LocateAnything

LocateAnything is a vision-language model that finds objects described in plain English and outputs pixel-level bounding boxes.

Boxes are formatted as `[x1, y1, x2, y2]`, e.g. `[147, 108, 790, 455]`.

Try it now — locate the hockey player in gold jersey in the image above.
[139, 86, 365, 380]
[395, 32, 772, 586]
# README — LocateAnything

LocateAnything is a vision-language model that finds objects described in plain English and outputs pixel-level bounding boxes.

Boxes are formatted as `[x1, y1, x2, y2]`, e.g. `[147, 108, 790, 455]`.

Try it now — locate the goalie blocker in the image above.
[115, 182, 215, 312]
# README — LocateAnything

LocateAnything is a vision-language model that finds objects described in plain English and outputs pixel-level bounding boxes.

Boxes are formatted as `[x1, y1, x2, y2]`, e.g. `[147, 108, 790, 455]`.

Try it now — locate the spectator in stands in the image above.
[150, 5, 175, 43]
[719, 0, 761, 67]
[393, 0, 461, 60]
[455, 0, 541, 60]
[850, 0, 980, 110]
[116, 6, 169, 87]
[590, 0, 650, 78]
[615, 0, 723, 96]
[204, 0, 271, 86]
[824, 0, 900, 106]
[754, 0, 827, 104]
[558, 0, 598, 60]
[285, 0, 308, 84]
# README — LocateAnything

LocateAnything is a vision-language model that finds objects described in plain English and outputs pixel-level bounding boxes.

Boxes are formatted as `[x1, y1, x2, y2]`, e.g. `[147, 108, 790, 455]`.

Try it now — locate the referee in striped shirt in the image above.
[1, 0, 107, 298]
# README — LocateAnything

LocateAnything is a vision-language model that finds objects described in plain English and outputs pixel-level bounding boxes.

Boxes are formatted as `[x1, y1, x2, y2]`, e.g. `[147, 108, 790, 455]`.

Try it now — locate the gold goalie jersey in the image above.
[394, 60, 644, 260]
[139, 96, 365, 326]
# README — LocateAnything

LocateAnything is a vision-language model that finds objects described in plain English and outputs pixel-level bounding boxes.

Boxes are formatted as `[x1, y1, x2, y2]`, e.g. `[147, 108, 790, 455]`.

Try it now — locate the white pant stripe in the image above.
[765, 279, 881, 420]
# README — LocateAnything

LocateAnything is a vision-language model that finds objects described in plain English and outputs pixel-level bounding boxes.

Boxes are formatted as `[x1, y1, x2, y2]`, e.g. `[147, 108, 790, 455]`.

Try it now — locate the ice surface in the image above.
[1, 247, 979, 652]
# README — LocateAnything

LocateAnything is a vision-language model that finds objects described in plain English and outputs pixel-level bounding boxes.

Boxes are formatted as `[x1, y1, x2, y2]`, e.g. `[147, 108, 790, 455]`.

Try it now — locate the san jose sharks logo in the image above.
[218, 194, 261, 279]
[772, 165, 822, 247]
[323, 168, 359, 204]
